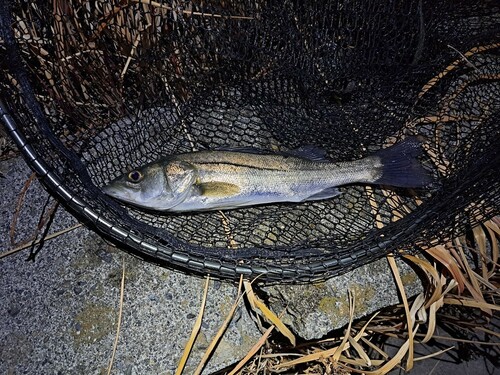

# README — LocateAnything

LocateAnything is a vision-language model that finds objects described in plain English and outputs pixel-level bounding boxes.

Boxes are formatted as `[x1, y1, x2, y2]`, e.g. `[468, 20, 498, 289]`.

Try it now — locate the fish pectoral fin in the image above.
[305, 187, 341, 202]
[199, 181, 241, 198]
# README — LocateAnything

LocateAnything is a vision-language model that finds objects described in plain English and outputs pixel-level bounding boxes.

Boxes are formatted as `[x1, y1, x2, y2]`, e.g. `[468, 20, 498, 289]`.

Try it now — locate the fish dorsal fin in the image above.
[215, 145, 329, 162]
[214, 146, 271, 155]
[199, 181, 241, 197]
[285, 145, 329, 162]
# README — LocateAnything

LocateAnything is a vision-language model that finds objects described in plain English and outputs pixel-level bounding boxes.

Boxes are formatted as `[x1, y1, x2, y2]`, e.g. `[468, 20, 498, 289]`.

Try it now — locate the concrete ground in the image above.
[0, 157, 263, 374]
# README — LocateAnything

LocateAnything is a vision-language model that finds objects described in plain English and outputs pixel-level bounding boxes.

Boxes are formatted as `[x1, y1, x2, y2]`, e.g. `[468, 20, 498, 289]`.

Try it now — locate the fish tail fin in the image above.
[373, 137, 432, 188]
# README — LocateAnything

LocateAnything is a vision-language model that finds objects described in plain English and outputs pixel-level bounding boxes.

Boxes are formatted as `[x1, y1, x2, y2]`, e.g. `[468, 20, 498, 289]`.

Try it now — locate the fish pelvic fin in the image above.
[372, 137, 433, 188]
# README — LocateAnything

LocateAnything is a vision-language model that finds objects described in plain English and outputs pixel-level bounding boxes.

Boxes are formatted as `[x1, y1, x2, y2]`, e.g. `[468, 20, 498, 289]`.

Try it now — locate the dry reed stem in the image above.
[175, 276, 210, 375]
[414, 346, 455, 362]
[332, 290, 355, 363]
[30, 199, 60, 250]
[131, 0, 254, 20]
[228, 325, 275, 375]
[473, 225, 489, 280]
[415, 333, 500, 346]
[425, 245, 465, 293]
[274, 291, 356, 370]
[193, 276, 245, 375]
[387, 255, 415, 370]
[361, 337, 389, 360]
[244, 280, 296, 346]
[443, 297, 500, 311]
[403, 255, 442, 307]
[455, 238, 492, 315]
[107, 258, 126, 375]
[120, 23, 151, 80]
[348, 335, 371, 366]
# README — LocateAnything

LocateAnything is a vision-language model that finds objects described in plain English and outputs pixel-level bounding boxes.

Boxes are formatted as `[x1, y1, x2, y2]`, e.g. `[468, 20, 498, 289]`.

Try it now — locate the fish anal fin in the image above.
[305, 186, 341, 202]
[199, 181, 241, 197]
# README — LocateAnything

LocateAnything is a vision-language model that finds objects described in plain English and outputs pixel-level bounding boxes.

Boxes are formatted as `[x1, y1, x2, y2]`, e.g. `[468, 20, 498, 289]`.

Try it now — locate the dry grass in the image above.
[9, 0, 254, 144]
[3, 150, 496, 374]
[0, 170, 83, 260]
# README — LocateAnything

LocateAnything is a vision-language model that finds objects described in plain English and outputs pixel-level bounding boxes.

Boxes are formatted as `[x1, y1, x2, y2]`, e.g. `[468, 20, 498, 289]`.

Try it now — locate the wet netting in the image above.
[0, 0, 498, 281]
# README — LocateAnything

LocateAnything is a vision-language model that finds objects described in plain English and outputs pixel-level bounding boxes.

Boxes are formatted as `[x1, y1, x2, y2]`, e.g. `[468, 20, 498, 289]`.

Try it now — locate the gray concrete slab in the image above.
[0, 157, 261, 375]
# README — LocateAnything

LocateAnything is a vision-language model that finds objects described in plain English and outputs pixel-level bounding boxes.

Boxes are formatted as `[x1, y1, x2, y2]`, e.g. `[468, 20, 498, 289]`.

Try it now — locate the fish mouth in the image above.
[102, 187, 143, 208]
[102, 184, 155, 209]
[101, 184, 116, 197]
[102, 184, 133, 202]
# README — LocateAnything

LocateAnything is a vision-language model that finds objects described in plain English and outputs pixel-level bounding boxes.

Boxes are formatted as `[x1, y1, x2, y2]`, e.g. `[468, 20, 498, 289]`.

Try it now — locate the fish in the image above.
[102, 137, 432, 212]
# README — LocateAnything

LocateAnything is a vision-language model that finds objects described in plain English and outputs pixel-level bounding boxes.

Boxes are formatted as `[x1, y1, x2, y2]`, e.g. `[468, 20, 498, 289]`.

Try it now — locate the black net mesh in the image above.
[0, 0, 498, 281]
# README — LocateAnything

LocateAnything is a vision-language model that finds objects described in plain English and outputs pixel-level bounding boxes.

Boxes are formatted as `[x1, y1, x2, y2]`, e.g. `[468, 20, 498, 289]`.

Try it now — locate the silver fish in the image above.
[102, 137, 431, 212]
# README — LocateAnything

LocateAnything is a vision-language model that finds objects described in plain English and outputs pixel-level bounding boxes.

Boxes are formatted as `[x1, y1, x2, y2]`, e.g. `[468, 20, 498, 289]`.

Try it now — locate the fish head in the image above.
[103, 160, 197, 211]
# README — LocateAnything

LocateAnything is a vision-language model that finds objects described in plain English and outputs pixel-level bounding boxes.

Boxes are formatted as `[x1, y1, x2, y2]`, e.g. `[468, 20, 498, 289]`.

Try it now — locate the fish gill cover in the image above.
[0, 0, 498, 281]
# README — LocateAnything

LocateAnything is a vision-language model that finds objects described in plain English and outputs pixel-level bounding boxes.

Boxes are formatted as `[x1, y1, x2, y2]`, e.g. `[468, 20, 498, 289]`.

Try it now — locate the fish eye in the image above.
[128, 170, 143, 183]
